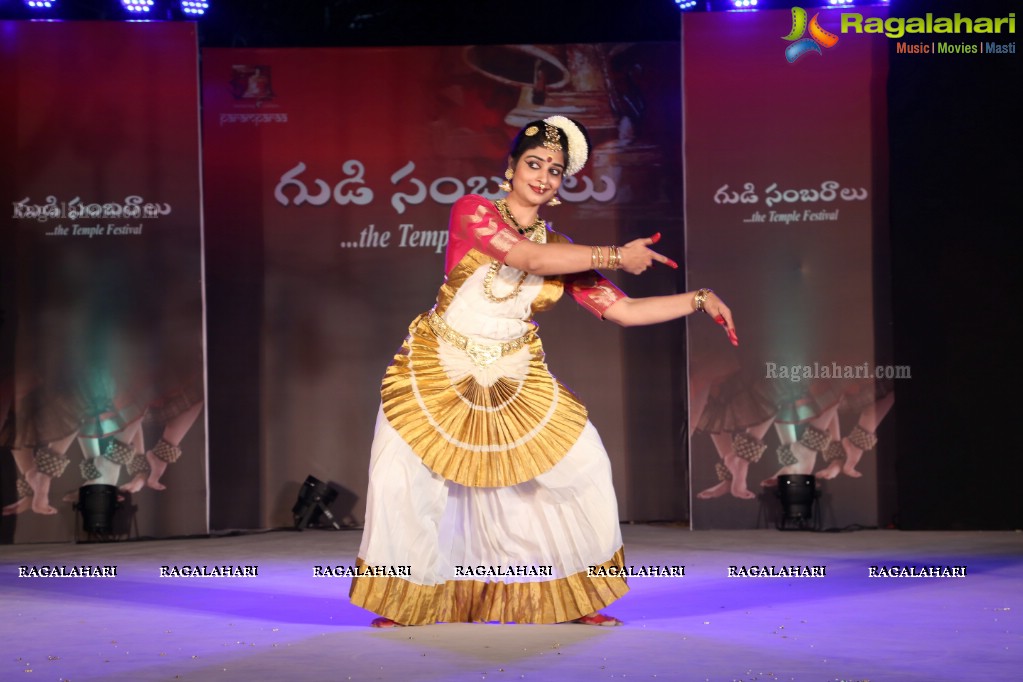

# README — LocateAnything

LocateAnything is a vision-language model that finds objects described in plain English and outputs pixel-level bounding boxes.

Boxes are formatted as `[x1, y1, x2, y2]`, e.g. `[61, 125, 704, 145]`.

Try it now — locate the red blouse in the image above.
[445, 194, 626, 318]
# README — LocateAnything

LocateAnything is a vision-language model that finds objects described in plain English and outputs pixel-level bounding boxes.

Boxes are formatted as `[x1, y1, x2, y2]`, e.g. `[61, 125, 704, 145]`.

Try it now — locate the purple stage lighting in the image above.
[181, 1, 209, 16]
[121, 0, 154, 13]
[24, 0, 57, 8]
[675, 0, 698, 10]
[731, 0, 758, 9]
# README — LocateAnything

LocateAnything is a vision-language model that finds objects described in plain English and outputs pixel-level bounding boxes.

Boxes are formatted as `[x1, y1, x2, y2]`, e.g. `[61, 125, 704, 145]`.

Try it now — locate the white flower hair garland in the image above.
[544, 115, 588, 176]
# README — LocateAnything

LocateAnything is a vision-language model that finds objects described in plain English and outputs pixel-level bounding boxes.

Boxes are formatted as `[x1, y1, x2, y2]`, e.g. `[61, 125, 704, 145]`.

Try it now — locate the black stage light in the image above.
[292, 475, 341, 530]
[776, 474, 819, 530]
[76, 484, 119, 535]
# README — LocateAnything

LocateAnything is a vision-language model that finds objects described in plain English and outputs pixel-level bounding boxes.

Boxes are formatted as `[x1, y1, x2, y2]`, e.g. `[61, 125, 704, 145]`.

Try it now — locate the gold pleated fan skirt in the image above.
[380, 312, 589, 488]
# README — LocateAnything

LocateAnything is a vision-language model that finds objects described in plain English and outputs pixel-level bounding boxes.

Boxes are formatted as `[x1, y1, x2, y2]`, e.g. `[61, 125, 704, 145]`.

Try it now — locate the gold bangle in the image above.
[590, 246, 598, 269]
[694, 288, 712, 313]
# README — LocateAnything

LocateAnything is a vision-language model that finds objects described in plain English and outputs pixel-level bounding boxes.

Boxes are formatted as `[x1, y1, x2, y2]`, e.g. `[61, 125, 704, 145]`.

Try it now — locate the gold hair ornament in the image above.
[543, 115, 588, 176]
[542, 123, 563, 153]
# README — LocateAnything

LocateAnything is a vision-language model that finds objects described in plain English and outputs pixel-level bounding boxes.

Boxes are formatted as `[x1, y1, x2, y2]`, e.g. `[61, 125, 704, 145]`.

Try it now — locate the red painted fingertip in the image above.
[651, 232, 662, 244]
[728, 329, 739, 346]
[714, 315, 726, 325]
[665, 258, 679, 269]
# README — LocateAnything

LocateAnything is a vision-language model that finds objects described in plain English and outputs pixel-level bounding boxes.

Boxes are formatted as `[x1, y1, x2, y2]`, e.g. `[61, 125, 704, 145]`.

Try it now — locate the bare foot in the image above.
[730, 485, 756, 500]
[574, 613, 623, 626]
[815, 461, 842, 480]
[2, 497, 31, 516]
[26, 469, 58, 515]
[370, 617, 404, 628]
[31, 498, 58, 515]
[841, 438, 864, 478]
[697, 480, 730, 499]
[146, 450, 168, 491]
[727, 456, 756, 499]
[120, 474, 146, 494]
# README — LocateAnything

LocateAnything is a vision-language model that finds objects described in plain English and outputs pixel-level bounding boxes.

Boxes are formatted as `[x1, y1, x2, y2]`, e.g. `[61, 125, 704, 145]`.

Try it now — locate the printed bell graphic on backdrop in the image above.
[463, 44, 668, 207]
[463, 44, 617, 136]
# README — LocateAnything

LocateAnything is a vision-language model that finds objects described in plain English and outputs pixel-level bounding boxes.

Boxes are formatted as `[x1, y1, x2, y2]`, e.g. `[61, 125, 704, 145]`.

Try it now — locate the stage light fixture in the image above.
[776, 474, 819, 530]
[76, 484, 119, 535]
[181, 1, 208, 16]
[675, 0, 699, 10]
[292, 475, 342, 530]
[24, 0, 56, 8]
[731, 0, 758, 9]
[121, 0, 154, 13]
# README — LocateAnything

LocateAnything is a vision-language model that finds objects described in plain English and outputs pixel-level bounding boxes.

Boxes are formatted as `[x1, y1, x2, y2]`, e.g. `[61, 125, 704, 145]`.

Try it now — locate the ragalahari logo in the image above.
[783, 7, 840, 62]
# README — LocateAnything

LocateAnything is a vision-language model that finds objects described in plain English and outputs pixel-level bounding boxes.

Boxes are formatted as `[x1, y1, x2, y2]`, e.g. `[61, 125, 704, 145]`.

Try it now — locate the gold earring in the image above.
[547, 194, 562, 207]
[499, 168, 513, 193]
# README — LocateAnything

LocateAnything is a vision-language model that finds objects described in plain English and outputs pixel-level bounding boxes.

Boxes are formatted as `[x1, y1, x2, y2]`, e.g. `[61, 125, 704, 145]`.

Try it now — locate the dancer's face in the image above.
[509, 147, 565, 207]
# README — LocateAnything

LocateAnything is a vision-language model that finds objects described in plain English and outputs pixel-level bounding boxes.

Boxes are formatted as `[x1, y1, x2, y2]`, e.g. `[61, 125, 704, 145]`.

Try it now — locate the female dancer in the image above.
[350, 116, 737, 626]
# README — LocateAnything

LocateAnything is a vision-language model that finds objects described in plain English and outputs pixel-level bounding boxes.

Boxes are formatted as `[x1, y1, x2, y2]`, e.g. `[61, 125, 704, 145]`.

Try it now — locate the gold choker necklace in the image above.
[483, 200, 545, 303]
[495, 199, 544, 235]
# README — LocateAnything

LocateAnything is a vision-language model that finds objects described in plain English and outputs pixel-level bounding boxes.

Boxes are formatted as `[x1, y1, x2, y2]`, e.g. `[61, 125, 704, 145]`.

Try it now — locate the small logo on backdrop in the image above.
[229, 65, 275, 102]
[783, 7, 840, 62]
[221, 65, 288, 126]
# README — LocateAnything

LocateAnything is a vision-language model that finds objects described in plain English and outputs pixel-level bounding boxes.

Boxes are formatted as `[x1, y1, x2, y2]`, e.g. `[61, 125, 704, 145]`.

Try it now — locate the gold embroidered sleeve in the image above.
[545, 229, 626, 319]
[565, 271, 627, 319]
[448, 195, 526, 270]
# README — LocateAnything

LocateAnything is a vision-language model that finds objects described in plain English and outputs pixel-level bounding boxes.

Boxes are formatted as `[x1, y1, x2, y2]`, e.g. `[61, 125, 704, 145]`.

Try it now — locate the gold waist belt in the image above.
[426, 310, 534, 368]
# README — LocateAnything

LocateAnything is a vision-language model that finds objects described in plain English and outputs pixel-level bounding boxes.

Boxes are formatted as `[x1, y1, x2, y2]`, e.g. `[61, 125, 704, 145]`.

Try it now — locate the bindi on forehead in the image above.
[525, 152, 564, 169]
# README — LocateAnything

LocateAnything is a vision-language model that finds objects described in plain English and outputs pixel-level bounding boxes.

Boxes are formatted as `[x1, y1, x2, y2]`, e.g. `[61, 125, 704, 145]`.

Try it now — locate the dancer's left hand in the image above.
[704, 293, 738, 346]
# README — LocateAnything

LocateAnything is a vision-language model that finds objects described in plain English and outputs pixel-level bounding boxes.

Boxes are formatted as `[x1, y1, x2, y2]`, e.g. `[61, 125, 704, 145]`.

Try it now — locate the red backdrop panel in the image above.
[1, 21, 207, 542]
[201, 44, 687, 527]
[683, 8, 892, 529]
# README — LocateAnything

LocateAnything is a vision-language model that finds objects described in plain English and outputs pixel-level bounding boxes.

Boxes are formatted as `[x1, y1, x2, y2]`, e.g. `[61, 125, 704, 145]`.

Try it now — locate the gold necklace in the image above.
[483, 200, 545, 303]
[495, 199, 545, 235]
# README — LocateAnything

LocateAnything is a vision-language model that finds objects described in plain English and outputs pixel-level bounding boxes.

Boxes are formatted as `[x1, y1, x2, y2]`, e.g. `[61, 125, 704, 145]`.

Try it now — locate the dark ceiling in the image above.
[204, 0, 685, 46]
[0, 0, 687, 46]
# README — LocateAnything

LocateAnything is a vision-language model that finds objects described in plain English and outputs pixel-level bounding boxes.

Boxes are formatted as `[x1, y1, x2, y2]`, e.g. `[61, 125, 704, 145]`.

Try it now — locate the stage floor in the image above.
[1, 525, 1020, 681]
